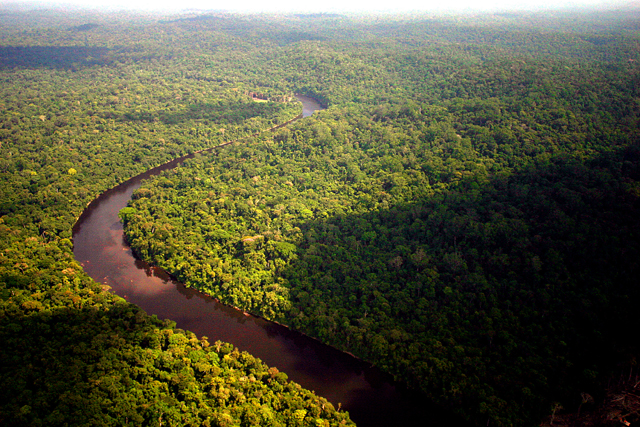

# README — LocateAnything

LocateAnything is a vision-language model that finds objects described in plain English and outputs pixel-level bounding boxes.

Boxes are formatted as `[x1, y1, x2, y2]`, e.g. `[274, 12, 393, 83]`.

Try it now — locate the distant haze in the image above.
[4, 0, 633, 13]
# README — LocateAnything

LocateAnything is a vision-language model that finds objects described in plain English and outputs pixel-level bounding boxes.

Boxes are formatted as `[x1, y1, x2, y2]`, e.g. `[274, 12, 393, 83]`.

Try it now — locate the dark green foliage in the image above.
[0, 46, 112, 69]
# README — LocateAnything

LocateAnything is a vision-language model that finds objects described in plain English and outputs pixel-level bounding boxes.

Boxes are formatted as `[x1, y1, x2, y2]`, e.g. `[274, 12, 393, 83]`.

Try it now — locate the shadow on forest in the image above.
[161, 15, 327, 46]
[121, 100, 291, 126]
[0, 300, 176, 424]
[0, 46, 113, 70]
[279, 142, 640, 419]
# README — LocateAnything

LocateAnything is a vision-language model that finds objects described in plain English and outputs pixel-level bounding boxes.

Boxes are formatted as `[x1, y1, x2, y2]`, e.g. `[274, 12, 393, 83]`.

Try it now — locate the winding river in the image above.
[73, 95, 466, 427]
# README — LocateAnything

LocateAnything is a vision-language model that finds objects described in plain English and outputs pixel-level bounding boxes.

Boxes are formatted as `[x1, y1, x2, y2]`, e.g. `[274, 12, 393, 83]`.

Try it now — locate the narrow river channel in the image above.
[73, 95, 467, 427]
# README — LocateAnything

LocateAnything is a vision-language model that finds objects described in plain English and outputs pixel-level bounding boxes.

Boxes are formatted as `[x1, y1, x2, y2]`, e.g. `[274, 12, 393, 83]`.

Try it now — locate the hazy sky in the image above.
[10, 0, 631, 13]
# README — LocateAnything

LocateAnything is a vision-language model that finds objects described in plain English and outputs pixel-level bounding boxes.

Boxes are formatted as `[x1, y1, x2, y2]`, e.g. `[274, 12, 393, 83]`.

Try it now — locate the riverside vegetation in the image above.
[2, 5, 640, 426]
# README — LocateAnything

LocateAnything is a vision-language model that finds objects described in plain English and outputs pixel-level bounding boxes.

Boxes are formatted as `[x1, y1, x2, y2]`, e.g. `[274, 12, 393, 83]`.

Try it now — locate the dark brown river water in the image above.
[73, 95, 468, 427]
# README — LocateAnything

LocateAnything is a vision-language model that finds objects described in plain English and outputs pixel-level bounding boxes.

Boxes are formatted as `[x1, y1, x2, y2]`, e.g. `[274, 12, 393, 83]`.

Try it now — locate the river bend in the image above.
[73, 95, 464, 427]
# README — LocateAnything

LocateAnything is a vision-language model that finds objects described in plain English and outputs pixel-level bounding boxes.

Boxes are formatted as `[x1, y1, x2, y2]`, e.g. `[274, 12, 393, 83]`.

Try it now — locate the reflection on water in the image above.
[296, 94, 323, 117]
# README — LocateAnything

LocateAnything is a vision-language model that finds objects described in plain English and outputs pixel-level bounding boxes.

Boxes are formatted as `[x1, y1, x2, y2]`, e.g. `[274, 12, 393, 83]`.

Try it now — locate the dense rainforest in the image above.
[2, 4, 640, 426]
